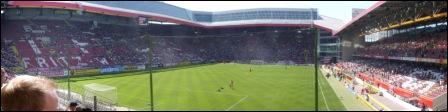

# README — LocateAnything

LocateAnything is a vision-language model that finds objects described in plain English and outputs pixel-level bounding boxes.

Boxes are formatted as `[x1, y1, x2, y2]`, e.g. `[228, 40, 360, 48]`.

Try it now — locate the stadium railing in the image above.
[57, 83, 136, 111]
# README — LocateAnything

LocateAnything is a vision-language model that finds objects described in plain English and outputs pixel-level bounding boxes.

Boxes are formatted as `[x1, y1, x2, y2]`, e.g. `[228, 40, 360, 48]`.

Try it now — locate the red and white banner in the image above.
[29, 40, 42, 54]
[353, 55, 445, 64]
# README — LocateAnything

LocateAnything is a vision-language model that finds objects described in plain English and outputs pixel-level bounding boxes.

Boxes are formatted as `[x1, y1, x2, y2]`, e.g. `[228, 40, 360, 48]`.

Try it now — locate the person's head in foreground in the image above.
[68, 102, 78, 111]
[1, 75, 59, 111]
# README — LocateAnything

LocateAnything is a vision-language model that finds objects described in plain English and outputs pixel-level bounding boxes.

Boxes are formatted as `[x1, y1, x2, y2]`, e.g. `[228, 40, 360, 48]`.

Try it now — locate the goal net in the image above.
[250, 60, 265, 65]
[84, 83, 117, 105]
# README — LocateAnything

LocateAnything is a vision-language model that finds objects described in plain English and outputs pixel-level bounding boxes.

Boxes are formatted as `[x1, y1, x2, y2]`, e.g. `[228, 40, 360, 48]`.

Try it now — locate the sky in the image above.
[163, 1, 378, 24]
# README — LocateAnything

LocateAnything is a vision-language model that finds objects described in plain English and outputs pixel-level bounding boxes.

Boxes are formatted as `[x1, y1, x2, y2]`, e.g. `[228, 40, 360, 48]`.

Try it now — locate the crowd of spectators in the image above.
[1, 19, 315, 70]
[148, 30, 315, 65]
[1, 40, 19, 68]
[337, 59, 447, 98]
[354, 26, 447, 59]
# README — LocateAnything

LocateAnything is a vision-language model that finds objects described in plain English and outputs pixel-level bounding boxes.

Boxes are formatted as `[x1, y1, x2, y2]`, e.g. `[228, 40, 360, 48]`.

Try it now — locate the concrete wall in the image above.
[127, 18, 138, 26]
[22, 8, 39, 19]
[379, 88, 420, 111]
[71, 10, 86, 21]
[3, 8, 26, 20]
[42, 9, 54, 16]
[433, 92, 447, 110]
[53, 9, 70, 19]
[340, 32, 366, 61]
[33, 9, 61, 20]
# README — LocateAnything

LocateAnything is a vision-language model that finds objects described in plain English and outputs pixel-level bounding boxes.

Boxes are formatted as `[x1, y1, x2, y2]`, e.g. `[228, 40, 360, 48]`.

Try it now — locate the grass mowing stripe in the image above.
[319, 69, 366, 111]
[226, 95, 249, 111]
[318, 75, 330, 111]
[57, 64, 318, 111]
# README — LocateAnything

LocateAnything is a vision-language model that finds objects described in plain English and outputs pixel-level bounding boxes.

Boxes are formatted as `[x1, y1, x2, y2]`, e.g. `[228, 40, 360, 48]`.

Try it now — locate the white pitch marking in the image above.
[225, 95, 249, 111]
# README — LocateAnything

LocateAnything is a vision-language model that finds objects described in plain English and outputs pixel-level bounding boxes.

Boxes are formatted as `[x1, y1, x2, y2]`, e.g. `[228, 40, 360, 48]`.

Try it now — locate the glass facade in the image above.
[85, 1, 191, 20]
[320, 46, 340, 52]
[193, 11, 319, 22]
[193, 13, 212, 22]
[320, 38, 339, 44]
[83, 1, 322, 24]
[318, 30, 341, 61]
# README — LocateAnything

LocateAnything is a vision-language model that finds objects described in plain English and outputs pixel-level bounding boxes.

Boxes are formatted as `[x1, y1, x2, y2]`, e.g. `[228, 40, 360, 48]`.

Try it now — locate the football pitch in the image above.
[56, 63, 345, 111]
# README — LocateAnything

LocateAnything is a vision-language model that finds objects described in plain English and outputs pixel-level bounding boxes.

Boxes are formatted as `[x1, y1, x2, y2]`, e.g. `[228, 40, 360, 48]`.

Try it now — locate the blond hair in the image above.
[1, 75, 58, 111]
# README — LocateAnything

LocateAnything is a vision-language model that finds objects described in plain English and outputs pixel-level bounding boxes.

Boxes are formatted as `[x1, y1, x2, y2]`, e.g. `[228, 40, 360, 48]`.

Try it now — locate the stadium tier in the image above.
[1, 1, 446, 111]
[354, 28, 447, 59]
[1, 19, 316, 73]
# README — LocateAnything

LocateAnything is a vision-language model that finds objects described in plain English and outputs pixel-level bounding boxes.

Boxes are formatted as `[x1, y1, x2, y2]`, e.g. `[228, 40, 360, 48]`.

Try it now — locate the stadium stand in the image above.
[1, 18, 316, 111]
[354, 26, 447, 59]
[2, 19, 314, 73]
[329, 20, 447, 110]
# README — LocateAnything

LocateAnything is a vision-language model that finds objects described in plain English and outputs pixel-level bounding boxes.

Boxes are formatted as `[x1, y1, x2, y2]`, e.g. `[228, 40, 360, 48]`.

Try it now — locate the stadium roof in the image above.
[333, 1, 447, 36]
[5, 1, 343, 33]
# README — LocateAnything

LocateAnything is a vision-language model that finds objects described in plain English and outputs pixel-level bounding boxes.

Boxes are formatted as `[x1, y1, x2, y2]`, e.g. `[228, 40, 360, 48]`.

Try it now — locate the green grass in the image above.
[318, 69, 369, 111]
[55, 63, 343, 111]
[317, 70, 346, 111]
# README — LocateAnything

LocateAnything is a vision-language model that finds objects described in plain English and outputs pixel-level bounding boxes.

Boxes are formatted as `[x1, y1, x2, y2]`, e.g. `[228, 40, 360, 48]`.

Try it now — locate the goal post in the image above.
[250, 60, 265, 65]
[84, 83, 117, 105]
